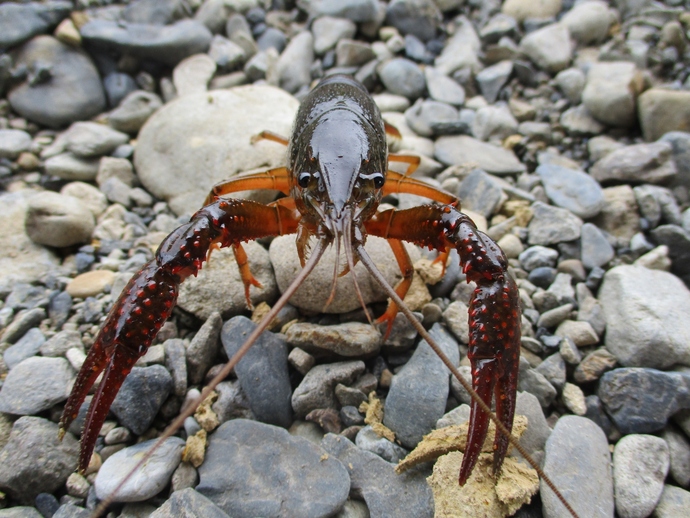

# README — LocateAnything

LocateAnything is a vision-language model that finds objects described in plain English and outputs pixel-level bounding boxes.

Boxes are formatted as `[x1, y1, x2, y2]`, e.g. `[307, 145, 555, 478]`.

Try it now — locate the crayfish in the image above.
[60, 74, 534, 508]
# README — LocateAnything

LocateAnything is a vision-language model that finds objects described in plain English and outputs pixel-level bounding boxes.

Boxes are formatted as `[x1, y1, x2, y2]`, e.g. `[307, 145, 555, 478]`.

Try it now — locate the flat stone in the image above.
[197, 420, 349, 517]
[291, 361, 365, 418]
[591, 185, 640, 242]
[527, 201, 583, 246]
[591, 142, 676, 184]
[434, 135, 525, 174]
[0, 1, 72, 48]
[0, 130, 31, 159]
[433, 16, 481, 75]
[312, 16, 357, 55]
[502, 0, 562, 22]
[580, 223, 615, 269]
[66, 270, 116, 298]
[285, 322, 381, 358]
[0, 357, 73, 415]
[653, 485, 690, 517]
[536, 164, 605, 219]
[582, 62, 640, 128]
[519, 23, 572, 73]
[638, 88, 690, 141]
[150, 488, 230, 518]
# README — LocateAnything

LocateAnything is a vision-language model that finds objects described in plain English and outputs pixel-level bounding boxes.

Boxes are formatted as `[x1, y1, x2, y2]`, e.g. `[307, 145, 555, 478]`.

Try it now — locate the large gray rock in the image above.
[197, 420, 350, 517]
[0, 1, 72, 48]
[536, 164, 605, 219]
[591, 142, 676, 185]
[598, 265, 690, 368]
[583, 62, 640, 128]
[134, 85, 298, 216]
[24, 191, 95, 248]
[8, 36, 106, 128]
[541, 416, 614, 518]
[519, 23, 572, 73]
[434, 135, 525, 174]
[0, 357, 73, 415]
[527, 201, 583, 246]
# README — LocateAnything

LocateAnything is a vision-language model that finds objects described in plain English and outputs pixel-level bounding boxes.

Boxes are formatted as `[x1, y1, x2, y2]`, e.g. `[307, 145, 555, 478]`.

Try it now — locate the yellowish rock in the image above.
[402, 272, 432, 311]
[182, 429, 207, 468]
[194, 391, 220, 432]
[66, 270, 116, 298]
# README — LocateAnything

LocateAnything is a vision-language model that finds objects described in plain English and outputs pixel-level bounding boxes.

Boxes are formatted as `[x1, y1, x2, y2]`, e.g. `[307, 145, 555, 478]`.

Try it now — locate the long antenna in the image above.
[90, 238, 329, 517]
[355, 244, 579, 518]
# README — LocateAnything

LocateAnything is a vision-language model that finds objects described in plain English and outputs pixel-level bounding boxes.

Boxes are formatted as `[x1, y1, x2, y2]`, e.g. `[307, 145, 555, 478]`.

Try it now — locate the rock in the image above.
[378, 58, 426, 100]
[535, 352, 566, 391]
[271, 31, 313, 94]
[560, 104, 606, 136]
[110, 365, 173, 435]
[471, 105, 518, 142]
[573, 348, 617, 383]
[434, 16, 481, 75]
[385, 0, 441, 42]
[659, 131, 690, 189]
[638, 88, 690, 142]
[321, 433, 433, 518]
[40, 330, 82, 358]
[8, 36, 106, 128]
[580, 223, 615, 269]
[0, 357, 73, 415]
[0, 417, 78, 505]
[3, 327, 44, 369]
[292, 361, 365, 417]
[541, 416, 614, 518]
[80, 19, 213, 67]
[405, 99, 458, 138]
[653, 485, 690, 517]
[527, 201, 583, 246]
[46, 122, 129, 159]
[285, 322, 381, 358]
[43, 152, 100, 181]
[198, 420, 349, 517]
[456, 169, 504, 218]
[518, 357, 557, 407]
[208, 35, 246, 71]
[186, 312, 222, 385]
[94, 437, 185, 502]
[269, 234, 413, 314]
[591, 185, 640, 242]
[24, 191, 95, 248]
[435, 135, 525, 174]
[561, 1, 616, 45]
[66, 270, 116, 298]
[424, 67, 465, 106]
[613, 434, 669, 518]
[0, 130, 31, 159]
[178, 243, 277, 320]
[599, 265, 690, 368]
[298, 0, 380, 23]
[0, 1, 71, 48]
[519, 23, 572, 73]
[588, 135, 624, 162]
[650, 225, 690, 285]
[355, 425, 408, 463]
[536, 164, 605, 219]
[502, 0, 562, 22]
[591, 142, 676, 184]
[598, 367, 690, 434]
[109, 91, 163, 134]
[60, 181, 108, 219]
[221, 316, 292, 428]
[134, 85, 298, 216]
[312, 16, 356, 55]
[516, 391, 551, 459]
[518, 245, 558, 271]
[150, 488, 230, 518]
[475, 60, 513, 104]
[384, 324, 459, 448]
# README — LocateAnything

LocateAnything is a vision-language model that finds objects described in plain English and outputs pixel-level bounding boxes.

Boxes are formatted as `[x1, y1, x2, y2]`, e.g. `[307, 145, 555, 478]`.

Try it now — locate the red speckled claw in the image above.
[59, 260, 178, 473]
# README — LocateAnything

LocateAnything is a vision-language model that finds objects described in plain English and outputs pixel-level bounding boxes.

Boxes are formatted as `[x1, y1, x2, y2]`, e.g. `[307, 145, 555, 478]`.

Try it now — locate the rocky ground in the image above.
[0, 0, 690, 517]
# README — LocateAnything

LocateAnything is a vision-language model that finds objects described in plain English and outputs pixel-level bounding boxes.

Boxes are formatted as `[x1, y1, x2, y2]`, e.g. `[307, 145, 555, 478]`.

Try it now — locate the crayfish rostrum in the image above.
[59, 74, 521, 491]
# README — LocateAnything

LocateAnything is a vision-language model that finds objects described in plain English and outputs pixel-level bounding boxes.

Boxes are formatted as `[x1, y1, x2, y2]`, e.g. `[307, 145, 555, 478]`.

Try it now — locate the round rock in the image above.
[378, 58, 426, 100]
[519, 23, 572, 73]
[536, 164, 605, 219]
[0, 356, 73, 415]
[527, 201, 583, 246]
[24, 191, 95, 248]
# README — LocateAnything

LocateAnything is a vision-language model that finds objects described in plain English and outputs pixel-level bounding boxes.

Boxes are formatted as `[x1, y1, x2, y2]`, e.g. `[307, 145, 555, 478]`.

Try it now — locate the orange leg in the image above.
[205, 167, 291, 205]
[367, 204, 521, 484]
[250, 130, 290, 146]
[383, 170, 458, 206]
[60, 197, 301, 473]
[376, 239, 415, 339]
[388, 153, 420, 176]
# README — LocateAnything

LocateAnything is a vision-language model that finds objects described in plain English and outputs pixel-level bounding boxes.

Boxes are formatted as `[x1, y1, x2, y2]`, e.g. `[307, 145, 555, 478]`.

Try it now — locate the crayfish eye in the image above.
[298, 172, 311, 188]
[372, 173, 385, 189]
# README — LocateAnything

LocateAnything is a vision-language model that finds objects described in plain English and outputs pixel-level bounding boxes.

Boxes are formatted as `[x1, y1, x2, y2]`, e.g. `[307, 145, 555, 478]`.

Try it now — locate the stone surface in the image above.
[582, 62, 639, 128]
[292, 361, 365, 418]
[598, 265, 690, 368]
[527, 201, 583, 246]
[285, 322, 381, 357]
[638, 88, 690, 142]
[591, 142, 676, 185]
[0, 1, 72, 48]
[519, 23, 572, 73]
[197, 420, 349, 517]
[24, 191, 95, 248]
[434, 135, 525, 174]
[536, 164, 605, 219]
[0, 357, 73, 415]
[502, 0, 562, 22]
[150, 488, 230, 518]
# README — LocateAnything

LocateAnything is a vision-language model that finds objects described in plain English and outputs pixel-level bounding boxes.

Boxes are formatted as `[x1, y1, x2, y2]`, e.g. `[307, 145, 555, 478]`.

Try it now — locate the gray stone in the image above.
[591, 185, 640, 243]
[573, 348, 617, 383]
[591, 142, 676, 184]
[110, 365, 173, 435]
[537, 164, 605, 219]
[480, 13, 518, 44]
[541, 416, 614, 518]
[384, 324, 460, 448]
[0, 130, 31, 159]
[588, 135, 624, 162]
[456, 169, 504, 218]
[475, 60, 513, 104]
[638, 88, 690, 142]
[47, 121, 129, 159]
[221, 316, 292, 428]
[424, 67, 465, 106]
[535, 352, 566, 391]
[272, 31, 313, 94]
[580, 223, 615, 269]
[519, 23, 572, 73]
[80, 19, 213, 67]
[150, 488, 230, 518]
[435, 135, 525, 174]
[598, 368, 690, 434]
[555, 67, 585, 104]
[518, 245, 558, 271]
[471, 105, 518, 141]
[560, 105, 606, 136]
[379, 58, 425, 100]
[0, 1, 71, 48]
[186, 312, 222, 385]
[3, 327, 44, 369]
[298, 0, 380, 23]
[94, 437, 185, 502]
[0, 357, 73, 415]
[212, 380, 254, 423]
[516, 391, 551, 459]
[518, 357, 557, 408]
[599, 265, 690, 368]
[561, 1, 616, 45]
[659, 131, 690, 189]
[434, 16, 481, 75]
[292, 361, 365, 418]
[285, 321, 381, 358]
[502, 0, 562, 22]
[24, 191, 95, 248]
[404, 99, 458, 137]
[385, 0, 442, 42]
[653, 485, 690, 518]
[134, 85, 297, 216]
[208, 35, 246, 71]
[650, 225, 690, 284]
[8, 36, 105, 128]
[43, 152, 100, 181]
[312, 16, 356, 55]
[613, 434, 669, 518]
[355, 425, 408, 463]
[661, 425, 690, 487]
[321, 433, 433, 518]
[198, 420, 349, 517]
[527, 201, 583, 246]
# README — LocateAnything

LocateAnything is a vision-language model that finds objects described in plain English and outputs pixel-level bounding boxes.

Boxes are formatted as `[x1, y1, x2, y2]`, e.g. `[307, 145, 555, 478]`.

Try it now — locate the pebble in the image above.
[638, 88, 690, 142]
[475, 60, 513, 104]
[502, 0, 562, 22]
[24, 191, 95, 248]
[0, 1, 71, 48]
[599, 265, 690, 369]
[150, 488, 229, 518]
[560, 104, 606, 136]
[273, 31, 313, 94]
[60, 181, 108, 219]
[661, 425, 690, 487]
[561, 0, 615, 45]
[634, 185, 682, 228]
[47, 122, 129, 159]
[378, 58, 426, 100]
[355, 425, 408, 463]
[40, 329, 82, 358]
[527, 201, 583, 246]
[424, 67, 465, 106]
[536, 164, 605, 219]
[471, 104, 518, 142]
[0, 356, 73, 415]
[613, 434, 669, 518]
[653, 485, 690, 517]
[0, 416, 78, 505]
[518, 357, 557, 407]
[518, 245, 558, 271]
[3, 327, 45, 369]
[312, 16, 356, 55]
[583, 62, 640, 129]
[434, 16, 480, 75]
[580, 223, 615, 269]
[94, 437, 185, 502]
[285, 321, 381, 358]
[110, 365, 173, 435]
[592, 142, 676, 185]
[434, 135, 525, 174]
[108, 91, 163, 134]
[573, 348, 617, 383]
[43, 153, 100, 182]
[221, 316, 292, 428]
[599, 368, 690, 434]
[66, 270, 116, 298]
[321, 433, 434, 518]
[562, 382, 587, 416]
[385, 0, 441, 42]
[592, 185, 641, 242]
[8, 36, 106, 128]
[554, 68, 585, 104]
[535, 352, 566, 392]
[291, 361, 365, 418]
[405, 99, 458, 138]
[0, 130, 31, 159]
[541, 416, 614, 518]
[456, 169, 504, 218]
[384, 324, 460, 448]
[519, 23, 572, 73]
[197, 420, 349, 517]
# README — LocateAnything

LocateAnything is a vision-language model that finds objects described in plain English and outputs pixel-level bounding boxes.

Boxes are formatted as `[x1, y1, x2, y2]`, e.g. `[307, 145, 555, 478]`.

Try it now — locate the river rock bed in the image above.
[1, 0, 690, 517]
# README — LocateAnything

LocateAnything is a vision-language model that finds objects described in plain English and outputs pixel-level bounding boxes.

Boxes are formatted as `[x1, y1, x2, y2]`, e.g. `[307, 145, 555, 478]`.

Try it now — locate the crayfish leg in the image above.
[375, 238, 414, 340]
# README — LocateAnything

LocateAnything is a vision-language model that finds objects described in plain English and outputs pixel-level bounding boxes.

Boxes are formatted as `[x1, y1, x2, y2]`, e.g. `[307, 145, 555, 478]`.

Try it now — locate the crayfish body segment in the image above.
[59, 75, 521, 489]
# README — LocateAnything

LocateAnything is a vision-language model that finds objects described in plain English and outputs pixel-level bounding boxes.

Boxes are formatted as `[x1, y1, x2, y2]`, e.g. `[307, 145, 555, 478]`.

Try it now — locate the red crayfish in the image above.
[59, 74, 573, 514]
